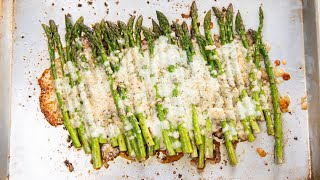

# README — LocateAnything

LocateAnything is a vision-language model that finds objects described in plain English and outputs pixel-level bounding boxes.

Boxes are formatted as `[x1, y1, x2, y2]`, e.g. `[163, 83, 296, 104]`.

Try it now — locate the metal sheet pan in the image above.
[0, 0, 318, 179]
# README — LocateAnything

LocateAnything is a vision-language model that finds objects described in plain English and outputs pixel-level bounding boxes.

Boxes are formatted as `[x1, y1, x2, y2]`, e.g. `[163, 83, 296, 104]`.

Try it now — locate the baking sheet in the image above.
[1, 0, 316, 179]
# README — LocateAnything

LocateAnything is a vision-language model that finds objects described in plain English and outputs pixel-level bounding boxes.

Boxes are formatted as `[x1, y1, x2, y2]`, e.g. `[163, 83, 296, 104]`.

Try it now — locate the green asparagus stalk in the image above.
[42, 23, 82, 149]
[190, 133, 198, 158]
[101, 20, 118, 52]
[78, 123, 91, 153]
[142, 26, 155, 57]
[127, 16, 136, 47]
[190, 2, 208, 62]
[191, 104, 203, 146]
[204, 118, 214, 159]
[118, 132, 127, 152]
[66, 16, 93, 154]
[221, 120, 237, 166]
[169, 123, 182, 152]
[117, 21, 130, 48]
[152, 19, 163, 38]
[241, 10, 274, 135]
[198, 135, 205, 169]
[254, 7, 264, 69]
[235, 11, 249, 49]
[154, 84, 176, 156]
[173, 22, 193, 63]
[136, 113, 155, 146]
[177, 123, 193, 154]
[260, 43, 283, 164]
[226, 11, 261, 135]
[254, 8, 275, 135]
[213, 7, 226, 45]
[153, 137, 160, 151]
[135, 15, 143, 53]
[126, 107, 147, 160]
[98, 24, 147, 160]
[111, 137, 119, 147]
[226, 4, 234, 43]
[240, 90, 260, 134]
[72, 23, 106, 168]
[91, 137, 102, 169]
[125, 135, 133, 156]
[236, 98, 255, 143]
[81, 24, 142, 161]
[203, 10, 224, 76]
[182, 21, 196, 62]
[156, 11, 176, 44]
[49, 20, 66, 75]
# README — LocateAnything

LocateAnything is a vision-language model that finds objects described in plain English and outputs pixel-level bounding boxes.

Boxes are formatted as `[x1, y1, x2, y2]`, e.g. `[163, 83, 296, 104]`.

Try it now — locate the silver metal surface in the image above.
[303, 0, 320, 179]
[0, 0, 13, 179]
[1, 0, 318, 179]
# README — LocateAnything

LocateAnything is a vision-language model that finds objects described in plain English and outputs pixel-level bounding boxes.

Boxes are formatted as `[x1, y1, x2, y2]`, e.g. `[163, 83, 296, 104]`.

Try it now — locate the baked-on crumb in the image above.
[64, 160, 74, 172]
[256, 148, 267, 157]
[279, 95, 291, 113]
[301, 96, 308, 110]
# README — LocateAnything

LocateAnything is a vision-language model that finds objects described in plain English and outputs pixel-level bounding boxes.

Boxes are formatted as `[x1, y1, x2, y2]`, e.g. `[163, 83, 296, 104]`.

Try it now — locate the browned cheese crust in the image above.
[38, 68, 63, 126]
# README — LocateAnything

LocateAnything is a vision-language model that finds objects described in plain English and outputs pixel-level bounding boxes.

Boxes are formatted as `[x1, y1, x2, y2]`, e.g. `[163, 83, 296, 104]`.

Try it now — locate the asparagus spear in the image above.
[181, 21, 196, 62]
[191, 104, 203, 146]
[72, 22, 108, 169]
[80, 24, 142, 161]
[260, 42, 283, 164]
[169, 123, 182, 152]
[126, 107, 147, 159]
[98, 22, 130, 152]
[238, 9, 274, 135]
[127, 16, 136, 47]
[152, 19, 163, 38]
[65, 16, 91, 154]
[203, 6, 240, 163]
[213, 7, 227, 45]
[190, 133, 198, 158]
[177, 123, 193, 154]
[240, 90, 260, 134]
[136, 113, 155, 147]
[204, 117, 214, 159]
[235, 11, 249, 49]
[154, 84, 176, 156]
[142, 26, 155, 57]
[203, 10, 224, 76]
[98, 24, 147, 159]
[113, 21, 157, 152]
[42, 24, 81, 148]
[224, 8, 261, 135]
[117, 21, 130, 48]
[173, 22, 193, 63]
[135, 15, 143, 53]
[221, 120, 237, 166]
[91, 138, 102, 169]
[254, 8, 275, 135]
[226, 4, 234, 43]
[198, 135, 205, 169]
[190, 2, 208, 62]
[156, 11, 175, 44]
[254, 7, 264, 69]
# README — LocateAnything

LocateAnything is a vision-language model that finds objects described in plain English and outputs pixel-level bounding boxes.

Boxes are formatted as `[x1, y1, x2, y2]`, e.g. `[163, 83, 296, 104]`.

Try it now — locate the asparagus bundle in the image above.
[41, 3, 284, 170]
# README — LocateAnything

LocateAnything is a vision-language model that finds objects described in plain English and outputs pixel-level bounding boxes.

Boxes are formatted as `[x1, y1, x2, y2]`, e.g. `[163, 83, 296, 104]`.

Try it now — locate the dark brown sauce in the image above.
[189, 140, 221, 173]
[157, 150, 184, 163]
[119, 152, 136, 162]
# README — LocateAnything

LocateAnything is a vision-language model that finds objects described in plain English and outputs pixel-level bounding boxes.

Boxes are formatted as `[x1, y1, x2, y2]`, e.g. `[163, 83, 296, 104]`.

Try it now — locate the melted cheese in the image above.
[53, 36, 273, 146]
